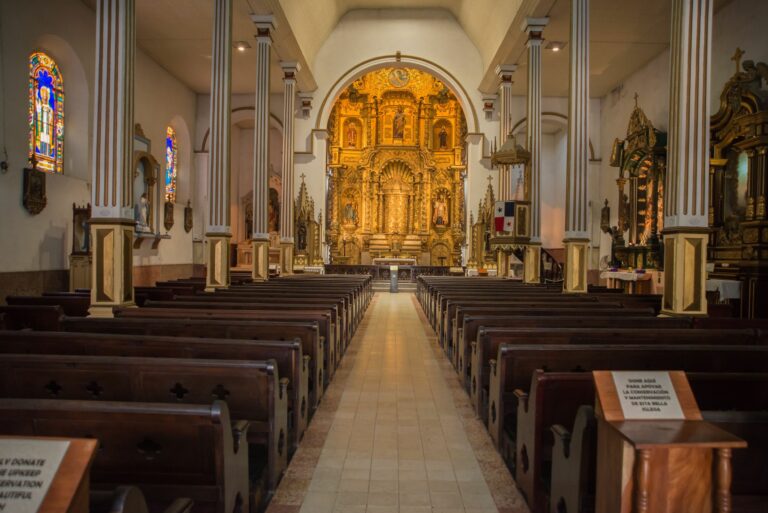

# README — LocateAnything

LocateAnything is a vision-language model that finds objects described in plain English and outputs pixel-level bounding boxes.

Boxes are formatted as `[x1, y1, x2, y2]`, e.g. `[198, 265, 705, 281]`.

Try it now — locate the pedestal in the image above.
[89, 221, 135, 317]
[205, 233, 231, 291]
[252, 239, 270, 281]
[69, 254, 91, 292]
[497, 251, 510, 278]
[564, 238, 589, 293]
[523, 244, 541, 284]
[661, 230, 708, 316]
[281, 241, 294, 275]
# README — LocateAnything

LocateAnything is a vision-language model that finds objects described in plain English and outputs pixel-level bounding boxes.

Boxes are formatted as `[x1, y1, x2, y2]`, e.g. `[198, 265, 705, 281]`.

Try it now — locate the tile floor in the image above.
[267, 292, 528, 513]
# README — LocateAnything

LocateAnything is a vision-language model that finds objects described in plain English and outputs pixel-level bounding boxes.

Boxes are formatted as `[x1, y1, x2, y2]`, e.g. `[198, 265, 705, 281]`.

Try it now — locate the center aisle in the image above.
[267, 292, 528, 513]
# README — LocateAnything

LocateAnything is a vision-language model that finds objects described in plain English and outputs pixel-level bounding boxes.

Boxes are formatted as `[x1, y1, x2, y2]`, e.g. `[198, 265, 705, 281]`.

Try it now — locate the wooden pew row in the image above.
[118, 306, 337, 387]
[470, 328, 768, 424]
[486, 344, 768, 470]
[456, 313, 683, 385]
[0, 329, 308, 455]
[0, 354, 288, 497]
[141, 300, 343, 368]
[56, 316, 323, 414]
[520, 371, 768, 513]
[6, 295, 90, 316]
[1, 399, 249, 513]
[0, 305, 63, 330]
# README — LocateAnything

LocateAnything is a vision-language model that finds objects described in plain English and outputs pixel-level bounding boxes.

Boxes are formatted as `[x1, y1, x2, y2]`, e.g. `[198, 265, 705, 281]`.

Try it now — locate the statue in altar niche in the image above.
[438, 126, 448, 149]
[392, 107, 406, 139]
[346, 123, 357, 148]
[297, 223, 307, 251]
[135, 192, 151, 233]
[343, 202, 357, 225]
[268, 187, 280, 233]
[433, 194, 448, 227]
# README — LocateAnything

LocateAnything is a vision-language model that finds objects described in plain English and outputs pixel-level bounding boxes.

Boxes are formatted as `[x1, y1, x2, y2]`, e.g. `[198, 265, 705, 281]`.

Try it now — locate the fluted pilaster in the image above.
[206, 0, 233, 290]
[250, 15, 275, 280]
[563, 0, 589, 293]
[662, 0, 713, 316]
[89, 0, 136, 316]
[280, 62, 299, 274]
[525, 18, 548, 243]
[496, 64, 517, 201]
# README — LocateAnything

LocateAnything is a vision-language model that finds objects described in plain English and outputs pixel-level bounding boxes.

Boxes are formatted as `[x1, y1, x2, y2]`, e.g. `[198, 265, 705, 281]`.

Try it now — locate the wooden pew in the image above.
[0, 399, 248, 513]
[549, 401, 768, 513]
[0, 354, 288, 495]
[486, 344, 768, 453]
[522, 372, 768, 513]
[0, 329, 308, 455]
[6, 295, 90, 317]
[117, 307, 337, 387]
[57, 316, 324, 413]
[0, 304, 63, 330]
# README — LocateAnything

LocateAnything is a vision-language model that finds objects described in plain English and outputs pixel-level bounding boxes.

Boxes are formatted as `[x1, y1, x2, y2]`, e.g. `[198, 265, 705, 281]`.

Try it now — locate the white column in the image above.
[661, 0, 713, 315]
[250, 15, 275, 280]
[563, 0, 590, 293]
[496, 64, 517, 201]
[280, 62, 299, 274]
[89, 0, 136, 316]
[523, 17, 548, 284]
[205, 0, 233, 291]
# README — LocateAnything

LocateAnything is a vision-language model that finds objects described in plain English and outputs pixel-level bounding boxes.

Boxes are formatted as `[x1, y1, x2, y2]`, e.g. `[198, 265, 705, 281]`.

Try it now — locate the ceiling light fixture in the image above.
[234, 41, 251, 52]
[546, 41, 566, 52]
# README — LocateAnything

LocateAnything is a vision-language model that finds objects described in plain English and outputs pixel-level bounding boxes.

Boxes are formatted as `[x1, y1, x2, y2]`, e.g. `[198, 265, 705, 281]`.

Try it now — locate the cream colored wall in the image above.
[0, 0, 197, 275]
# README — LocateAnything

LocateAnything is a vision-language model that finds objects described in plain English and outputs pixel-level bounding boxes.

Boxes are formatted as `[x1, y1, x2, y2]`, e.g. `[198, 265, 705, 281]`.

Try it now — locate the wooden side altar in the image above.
[593, 371, 746, 513]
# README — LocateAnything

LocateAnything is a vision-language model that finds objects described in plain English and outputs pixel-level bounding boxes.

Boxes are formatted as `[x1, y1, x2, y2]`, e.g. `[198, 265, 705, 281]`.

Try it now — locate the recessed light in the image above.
[234, 41, 251, 52]
[546, 41, 566, 52]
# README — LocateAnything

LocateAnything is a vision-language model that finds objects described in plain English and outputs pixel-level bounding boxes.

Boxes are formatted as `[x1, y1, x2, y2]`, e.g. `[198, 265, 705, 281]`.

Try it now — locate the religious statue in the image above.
[438, 126, 448, 149]
[268, 188, 280, 232]
[135, 192, 151, 232]
[343, 202, 357, 224]
[35, 86, 54, 157]
[245, 201, 253, 239]
[433, 197, 448, 226]
[297, 223, 307, 250]
[346, 124, 357, 147]
[393, 107, 405, 139]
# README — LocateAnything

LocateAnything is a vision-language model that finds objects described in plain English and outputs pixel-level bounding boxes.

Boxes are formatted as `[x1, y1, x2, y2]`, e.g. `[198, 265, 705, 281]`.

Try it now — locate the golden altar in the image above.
[326, 67, 467, 266]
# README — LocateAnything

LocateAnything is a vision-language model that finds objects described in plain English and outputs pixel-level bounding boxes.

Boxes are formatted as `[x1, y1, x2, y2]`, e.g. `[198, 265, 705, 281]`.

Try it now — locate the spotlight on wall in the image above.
[546, 41, 566, 52]
[234, 41, 251, 52]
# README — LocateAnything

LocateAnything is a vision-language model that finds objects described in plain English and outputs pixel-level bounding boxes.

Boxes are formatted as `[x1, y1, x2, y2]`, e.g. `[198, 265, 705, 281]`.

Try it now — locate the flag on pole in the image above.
[494, 201, 516, 233]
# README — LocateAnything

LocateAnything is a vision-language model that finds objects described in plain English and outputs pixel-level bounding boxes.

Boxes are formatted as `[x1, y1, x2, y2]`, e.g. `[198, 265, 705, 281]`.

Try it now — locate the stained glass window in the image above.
[165, 126, 177, 202]
[29, 52, 64, 173]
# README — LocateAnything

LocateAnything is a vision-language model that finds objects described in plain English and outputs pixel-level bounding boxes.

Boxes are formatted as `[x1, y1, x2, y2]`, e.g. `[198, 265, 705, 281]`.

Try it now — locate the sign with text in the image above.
[0, 439, 70, 513]
[611, 371, 685, 420]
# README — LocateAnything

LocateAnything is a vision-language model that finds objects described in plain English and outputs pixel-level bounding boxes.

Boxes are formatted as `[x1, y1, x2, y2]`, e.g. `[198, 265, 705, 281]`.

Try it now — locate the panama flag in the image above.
[494, 201, 516, 233]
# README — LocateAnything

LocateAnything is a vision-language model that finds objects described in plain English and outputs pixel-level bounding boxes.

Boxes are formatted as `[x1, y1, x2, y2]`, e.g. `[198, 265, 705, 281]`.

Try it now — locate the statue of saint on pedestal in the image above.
[135, 193, 151, 233]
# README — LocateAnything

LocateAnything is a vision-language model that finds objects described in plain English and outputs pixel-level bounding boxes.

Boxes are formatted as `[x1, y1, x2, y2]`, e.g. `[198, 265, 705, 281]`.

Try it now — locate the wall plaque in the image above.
[0, 439, 69, 513]
[610, 371, 684, 420]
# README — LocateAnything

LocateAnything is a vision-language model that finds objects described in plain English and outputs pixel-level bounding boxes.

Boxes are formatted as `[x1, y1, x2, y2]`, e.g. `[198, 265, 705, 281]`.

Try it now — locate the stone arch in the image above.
[510, 112, 599, 162]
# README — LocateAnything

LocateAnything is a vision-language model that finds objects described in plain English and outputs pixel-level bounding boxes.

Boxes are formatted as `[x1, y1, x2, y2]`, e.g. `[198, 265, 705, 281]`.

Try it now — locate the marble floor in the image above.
[266, 292, 528, 513]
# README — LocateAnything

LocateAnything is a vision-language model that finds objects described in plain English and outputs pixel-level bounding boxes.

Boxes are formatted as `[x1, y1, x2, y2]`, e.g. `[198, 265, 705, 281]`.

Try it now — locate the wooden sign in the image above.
[0, 439, 69, 513]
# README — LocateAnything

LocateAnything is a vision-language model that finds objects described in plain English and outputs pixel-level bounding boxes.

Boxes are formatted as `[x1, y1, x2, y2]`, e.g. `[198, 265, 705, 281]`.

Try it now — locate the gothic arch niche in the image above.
[326, 66, 467, 265]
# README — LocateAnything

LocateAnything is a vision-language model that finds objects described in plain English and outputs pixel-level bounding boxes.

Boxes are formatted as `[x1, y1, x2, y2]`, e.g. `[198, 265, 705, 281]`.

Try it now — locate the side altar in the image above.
[325, 67, 467, 267]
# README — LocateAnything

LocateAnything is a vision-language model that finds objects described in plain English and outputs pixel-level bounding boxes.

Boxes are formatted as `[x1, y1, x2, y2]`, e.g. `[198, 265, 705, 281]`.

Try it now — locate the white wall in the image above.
[0, 0, 197, 274]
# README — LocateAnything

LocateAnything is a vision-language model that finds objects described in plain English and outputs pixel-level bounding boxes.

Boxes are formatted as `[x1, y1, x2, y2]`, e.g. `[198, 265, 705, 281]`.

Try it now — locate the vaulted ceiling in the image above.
[81, 0, 731, 98]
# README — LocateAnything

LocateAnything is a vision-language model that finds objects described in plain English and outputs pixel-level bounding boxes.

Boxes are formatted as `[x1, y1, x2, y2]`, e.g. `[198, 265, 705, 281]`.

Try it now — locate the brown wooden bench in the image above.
[0, 304, 63, 330]
[0, 329, 308, 455]
[0, 399, 248, 513]
[6, 295, 90, 317]
[0, 354, 288, 495]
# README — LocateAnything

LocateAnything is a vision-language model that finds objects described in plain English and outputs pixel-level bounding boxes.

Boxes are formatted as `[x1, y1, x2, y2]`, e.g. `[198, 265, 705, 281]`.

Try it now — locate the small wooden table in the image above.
[0, 436, 98, 513]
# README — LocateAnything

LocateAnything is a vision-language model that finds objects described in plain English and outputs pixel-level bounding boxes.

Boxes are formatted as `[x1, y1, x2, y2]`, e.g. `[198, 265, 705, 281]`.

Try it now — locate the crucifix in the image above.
[300, 173, 306, 183]
[634, 92, 639, 109]
[731, 47, 745, 74]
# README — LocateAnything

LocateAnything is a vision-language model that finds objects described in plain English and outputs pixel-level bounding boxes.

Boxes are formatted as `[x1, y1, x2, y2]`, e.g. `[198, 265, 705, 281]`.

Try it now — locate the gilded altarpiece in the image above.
[709, 52, 768, 318]
[326, 68, 467, 266]
[609, 102, 667, 269]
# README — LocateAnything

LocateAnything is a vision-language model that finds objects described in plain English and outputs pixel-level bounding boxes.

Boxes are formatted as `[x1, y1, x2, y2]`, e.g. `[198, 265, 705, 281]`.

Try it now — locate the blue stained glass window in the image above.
[29, 51, 64, 173]
[165, 126, 177, 202]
